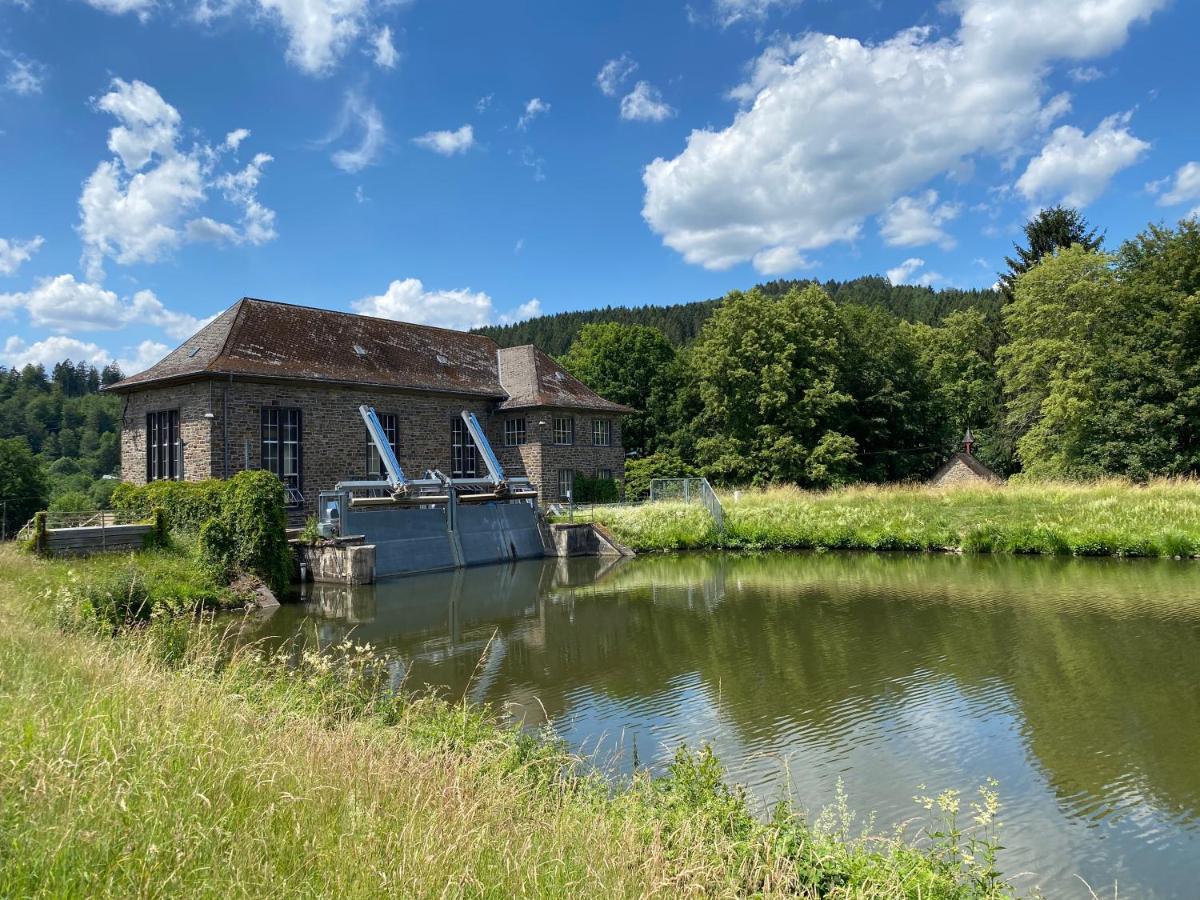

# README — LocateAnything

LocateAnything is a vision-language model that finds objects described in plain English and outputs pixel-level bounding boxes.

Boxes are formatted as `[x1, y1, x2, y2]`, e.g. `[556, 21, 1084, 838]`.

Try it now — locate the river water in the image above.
[252, 552, 1200, 898]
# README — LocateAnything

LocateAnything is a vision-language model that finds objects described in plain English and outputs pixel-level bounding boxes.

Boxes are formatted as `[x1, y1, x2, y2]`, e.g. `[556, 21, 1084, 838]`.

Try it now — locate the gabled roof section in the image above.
[108, 298, 508, 398]
[930, 451, 1004, 484]
[496, 345, 634, 413]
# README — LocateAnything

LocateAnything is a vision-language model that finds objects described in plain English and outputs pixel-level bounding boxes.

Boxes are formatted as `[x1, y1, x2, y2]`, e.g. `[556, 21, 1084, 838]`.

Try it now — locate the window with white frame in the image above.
[451, 417, 478, 478]
[592, 419, 611, 446]
[558, 469, 575, 499]
[366, 413, 399, 478]
[597, 469, 613, 481]
[553, 416, 574, 445]
[504, 417, 527, 447]
[261, 407, 302, 499]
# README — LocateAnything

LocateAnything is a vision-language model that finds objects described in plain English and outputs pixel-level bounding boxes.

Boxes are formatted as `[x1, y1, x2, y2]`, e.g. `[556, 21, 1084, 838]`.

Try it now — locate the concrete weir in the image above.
[294, 406, 631, 584]
[295, 513, 633, 584]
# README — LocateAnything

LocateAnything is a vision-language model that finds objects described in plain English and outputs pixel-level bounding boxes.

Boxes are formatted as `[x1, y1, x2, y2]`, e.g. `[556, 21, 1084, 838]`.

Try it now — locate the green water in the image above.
[255, 552, 1200, 898]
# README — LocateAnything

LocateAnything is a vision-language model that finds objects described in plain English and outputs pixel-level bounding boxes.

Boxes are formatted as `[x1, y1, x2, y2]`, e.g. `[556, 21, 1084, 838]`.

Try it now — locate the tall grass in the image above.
[0, 545, 1022, 898]
[587, 479, 1200, 557]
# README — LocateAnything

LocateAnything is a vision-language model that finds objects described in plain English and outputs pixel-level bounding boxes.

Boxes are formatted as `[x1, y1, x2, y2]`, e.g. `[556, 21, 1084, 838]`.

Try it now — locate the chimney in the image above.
[962, 427, 975, 456]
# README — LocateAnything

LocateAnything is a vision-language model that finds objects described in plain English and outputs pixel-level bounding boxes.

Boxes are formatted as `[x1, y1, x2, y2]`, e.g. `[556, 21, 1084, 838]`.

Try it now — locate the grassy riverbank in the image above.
[0, 545, 1020, 898]
[582, 479, 1200, 557]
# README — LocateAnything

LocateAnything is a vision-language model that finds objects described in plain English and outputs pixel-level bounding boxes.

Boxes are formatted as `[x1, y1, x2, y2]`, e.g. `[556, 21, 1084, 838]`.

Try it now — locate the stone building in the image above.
[928, 428, 1004, 487]
[107, 298, 630, 513]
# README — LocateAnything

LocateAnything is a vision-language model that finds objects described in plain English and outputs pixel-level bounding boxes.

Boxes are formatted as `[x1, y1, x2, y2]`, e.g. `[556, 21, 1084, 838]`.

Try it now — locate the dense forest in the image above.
[477, 278, 1003, 356]
[556, 209, 1200, 491]
[0, 361, 125, 534]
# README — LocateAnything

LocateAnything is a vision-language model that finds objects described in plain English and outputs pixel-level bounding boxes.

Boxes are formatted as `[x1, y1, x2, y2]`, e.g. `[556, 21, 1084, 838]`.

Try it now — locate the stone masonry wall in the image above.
[493, 408, 625, 501]
[118, 381, 214, 485]
[929, 456, 987, 487]
[119, 379, 624, 512]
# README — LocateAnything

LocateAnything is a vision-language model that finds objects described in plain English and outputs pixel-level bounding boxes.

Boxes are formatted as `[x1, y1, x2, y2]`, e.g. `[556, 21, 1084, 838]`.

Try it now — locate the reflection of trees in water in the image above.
[258, 552, 1200, 826]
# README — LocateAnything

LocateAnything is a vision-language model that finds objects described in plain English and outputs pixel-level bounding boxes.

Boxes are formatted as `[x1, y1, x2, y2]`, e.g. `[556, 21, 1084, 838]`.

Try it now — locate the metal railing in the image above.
[649, 477, 725, 533]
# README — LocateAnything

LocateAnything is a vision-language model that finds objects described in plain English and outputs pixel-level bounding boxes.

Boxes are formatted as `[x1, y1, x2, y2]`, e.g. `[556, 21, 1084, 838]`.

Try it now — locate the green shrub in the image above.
[112, 472, 289, 592]
[48, 490, 96, 515]
[572, 474, 619, 504]
[624, 451, 696, 502]
[111, 479, 225, 532]
[196, 471, 290, 594]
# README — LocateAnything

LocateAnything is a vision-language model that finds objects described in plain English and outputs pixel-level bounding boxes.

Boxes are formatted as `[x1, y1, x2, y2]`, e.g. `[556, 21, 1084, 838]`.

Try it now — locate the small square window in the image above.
[553, 417, 574, 445]
[558, 469, 575, 499]
[504, 417, 527, 447]
[592, 419, 611, 447]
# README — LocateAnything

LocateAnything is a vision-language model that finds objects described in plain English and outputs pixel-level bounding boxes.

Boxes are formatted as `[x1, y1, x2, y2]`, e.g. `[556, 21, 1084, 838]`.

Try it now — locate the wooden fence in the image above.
[23, 510, 164, 556]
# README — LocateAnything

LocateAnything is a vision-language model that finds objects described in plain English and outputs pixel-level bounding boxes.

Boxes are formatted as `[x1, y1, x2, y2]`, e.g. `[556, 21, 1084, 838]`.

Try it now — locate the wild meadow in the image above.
[585, 479, 1200, 557]
[0, 544, 1021, 898]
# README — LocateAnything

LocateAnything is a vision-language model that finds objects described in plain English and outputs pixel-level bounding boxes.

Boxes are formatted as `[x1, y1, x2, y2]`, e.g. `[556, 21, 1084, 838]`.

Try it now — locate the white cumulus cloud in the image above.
[620, 81, 675, 123]
[713, 0, 801, 27]
[879, 191, 961, 249]
[596, 54, 637, 97]
[371, 24, 398, 68]
[1153, 162, 1200, 215]
[325, 91, 385, 172]
[642, 0, 1165, 272]
[78, 78, 276, 280]
[412, 124, 474, 156]
[1016, 112, 1149, 207]
[517, 97, 550, 131]
[4, 57, 44, 95]
[886, 257, 943, 286]
[752, 245, 809, 276]
[0, 274, 211, 339]
[257, 0, 369, 76]
[353, 278, 540, 332]
[3, 335, 169, 375]
[81, 0, 155, 20]
[0, 236, 44, 276]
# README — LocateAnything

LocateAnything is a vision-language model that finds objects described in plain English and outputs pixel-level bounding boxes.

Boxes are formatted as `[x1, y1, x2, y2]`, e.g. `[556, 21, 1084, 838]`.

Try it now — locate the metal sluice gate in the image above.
[316, 406, 546, 579]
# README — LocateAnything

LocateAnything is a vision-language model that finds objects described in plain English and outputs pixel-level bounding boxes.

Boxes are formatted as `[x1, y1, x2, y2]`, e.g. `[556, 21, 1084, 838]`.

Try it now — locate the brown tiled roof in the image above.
[496, 345, 634, 413]
[108, 298, 631, 414]
[109, 298, 508, 398]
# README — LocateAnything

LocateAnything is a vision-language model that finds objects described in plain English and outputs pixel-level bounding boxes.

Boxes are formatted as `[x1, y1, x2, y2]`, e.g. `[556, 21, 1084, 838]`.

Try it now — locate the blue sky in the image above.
[1, 0, 1198, 374]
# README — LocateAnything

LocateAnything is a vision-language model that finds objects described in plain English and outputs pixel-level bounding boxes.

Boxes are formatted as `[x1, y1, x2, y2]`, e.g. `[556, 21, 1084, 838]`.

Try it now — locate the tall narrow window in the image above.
[558, 469, 575, 500]
[592, 419, 611, 446]
[145, 410, 180, 481]
[553, 416, 574, 446]
[451, 417, 478, 478]
[504, 417, 527, 447]
[366, 413, 399, 478]
[261, 407, 302, 499]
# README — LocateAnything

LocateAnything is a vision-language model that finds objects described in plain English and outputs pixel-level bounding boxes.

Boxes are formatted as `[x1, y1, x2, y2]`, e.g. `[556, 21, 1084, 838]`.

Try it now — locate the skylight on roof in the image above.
[187, 346, 200, 358]
[353, 345, 368, 357]
[436, 353, 449, 365]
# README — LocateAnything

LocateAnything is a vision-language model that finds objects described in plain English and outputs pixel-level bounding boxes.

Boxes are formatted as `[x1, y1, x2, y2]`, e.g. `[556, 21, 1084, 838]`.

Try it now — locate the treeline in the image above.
[559, 210, 1200, 489]
[477, 277, 1003, 356]
[0, 361, 125, 534]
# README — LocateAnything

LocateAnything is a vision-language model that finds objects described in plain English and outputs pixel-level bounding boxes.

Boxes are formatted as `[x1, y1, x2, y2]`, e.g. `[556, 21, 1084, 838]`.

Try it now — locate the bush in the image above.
[624, 451, 696, 502]
[572, 474, 619, 504]
[112, 472, 290, 593]
[48, 490, 96, 515]
[196, 471, 290, 594]
[111, 479, 225, 532]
